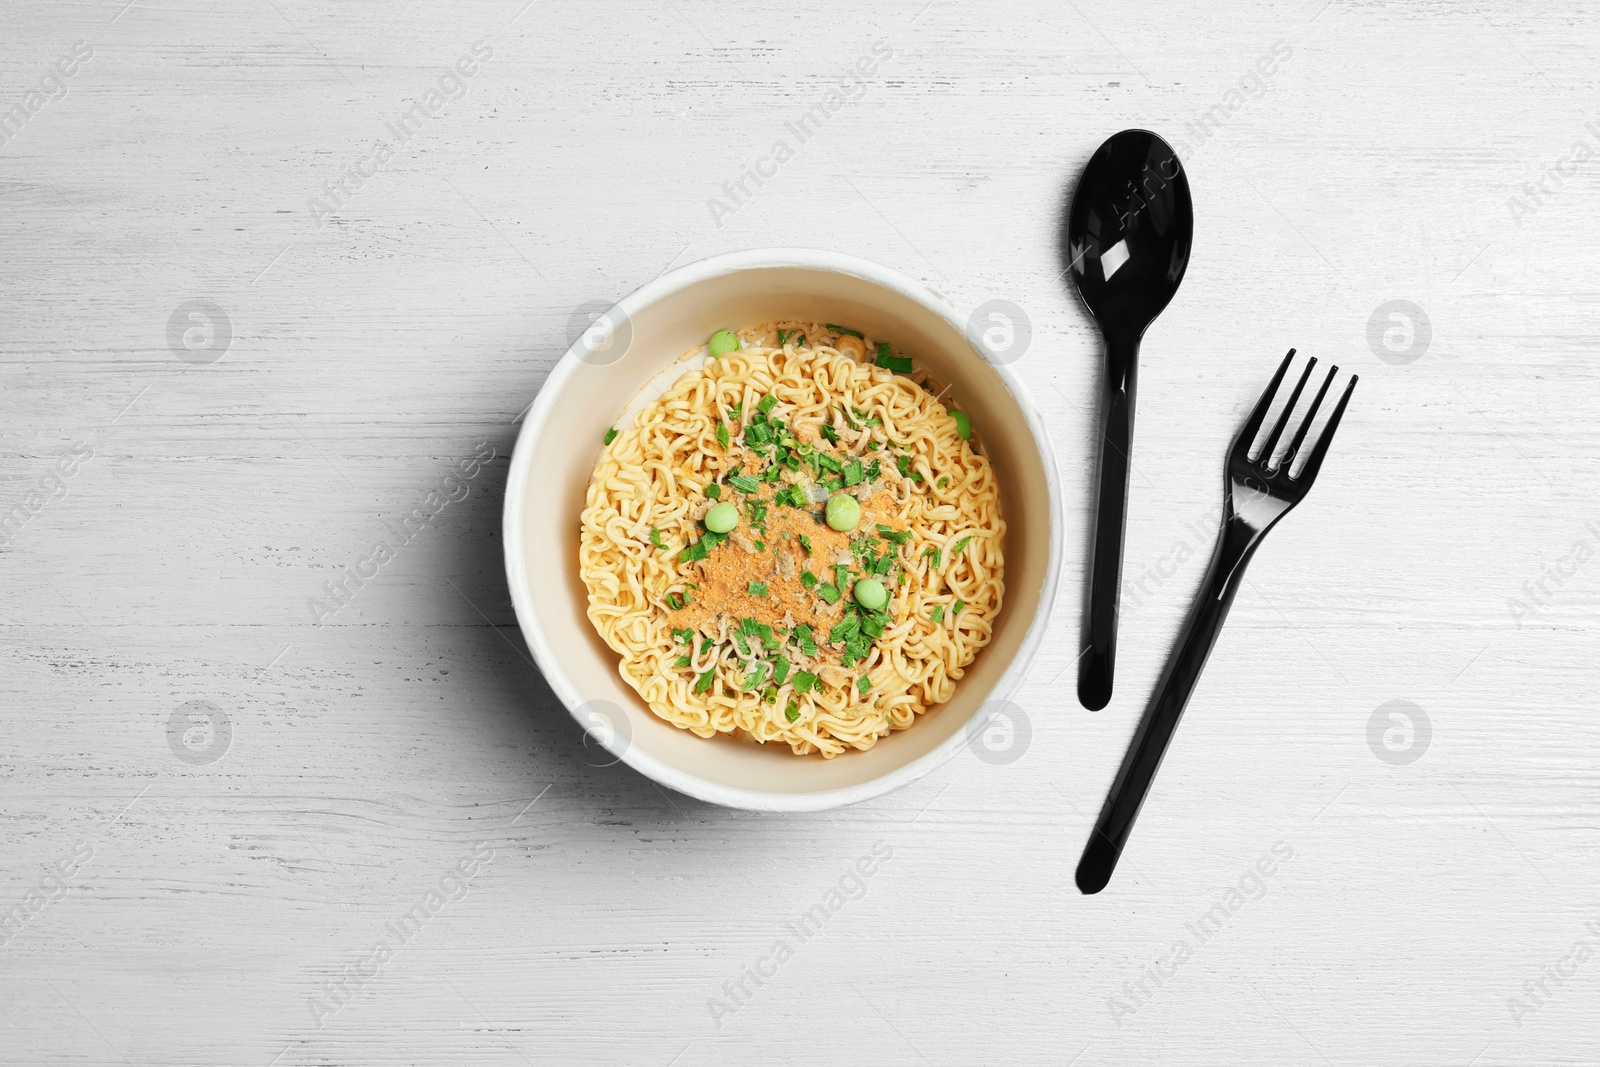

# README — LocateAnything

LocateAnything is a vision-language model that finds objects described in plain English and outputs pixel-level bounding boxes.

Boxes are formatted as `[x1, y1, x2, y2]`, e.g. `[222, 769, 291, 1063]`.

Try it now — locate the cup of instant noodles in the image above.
[505, 249, 1062, 811]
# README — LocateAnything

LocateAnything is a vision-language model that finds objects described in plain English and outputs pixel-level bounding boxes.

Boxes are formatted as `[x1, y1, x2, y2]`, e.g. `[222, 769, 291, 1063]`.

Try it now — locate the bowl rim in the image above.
[503, 247, 1063, 811]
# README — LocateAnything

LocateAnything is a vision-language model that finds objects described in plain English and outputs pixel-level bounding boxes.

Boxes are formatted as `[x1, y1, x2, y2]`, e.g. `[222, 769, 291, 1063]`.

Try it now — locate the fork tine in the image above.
[1258, 355, 1317, 467]
[1292, 374, 1358, 484]
[1283, 364, 1338, 468]
[1233, 349, 1295, 456]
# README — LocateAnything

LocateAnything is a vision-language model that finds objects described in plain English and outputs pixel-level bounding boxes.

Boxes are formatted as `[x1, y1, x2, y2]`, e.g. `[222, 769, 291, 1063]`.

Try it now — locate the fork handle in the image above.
[1075, 517, 1262, 894]
[1078, 332, 1140, 711]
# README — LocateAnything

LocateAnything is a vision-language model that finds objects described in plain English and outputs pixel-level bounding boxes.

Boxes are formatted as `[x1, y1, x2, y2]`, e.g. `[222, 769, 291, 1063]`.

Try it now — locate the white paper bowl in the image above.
[504, 249, 1061, 811]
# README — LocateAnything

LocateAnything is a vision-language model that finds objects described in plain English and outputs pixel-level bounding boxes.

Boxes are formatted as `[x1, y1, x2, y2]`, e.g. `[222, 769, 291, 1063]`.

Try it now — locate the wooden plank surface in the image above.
[2, 0, 1597, 1063]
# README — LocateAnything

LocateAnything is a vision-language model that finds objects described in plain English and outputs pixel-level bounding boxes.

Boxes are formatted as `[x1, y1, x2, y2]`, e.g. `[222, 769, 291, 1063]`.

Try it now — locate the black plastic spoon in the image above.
[1065, 130, 1193, 711]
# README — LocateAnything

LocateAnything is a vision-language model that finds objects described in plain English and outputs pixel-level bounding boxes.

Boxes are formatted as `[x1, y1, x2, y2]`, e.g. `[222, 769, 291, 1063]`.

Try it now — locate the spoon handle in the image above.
[1078, 333, 1139, 711]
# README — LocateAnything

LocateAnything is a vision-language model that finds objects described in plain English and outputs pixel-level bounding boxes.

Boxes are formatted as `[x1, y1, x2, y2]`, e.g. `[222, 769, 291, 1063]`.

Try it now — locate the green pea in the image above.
[704, 501, 738, 533]
[950, 410, 971, 440]
[708, 330, 741, 358]
[853, 578, 888, 611]
[825, 493, 861, 532]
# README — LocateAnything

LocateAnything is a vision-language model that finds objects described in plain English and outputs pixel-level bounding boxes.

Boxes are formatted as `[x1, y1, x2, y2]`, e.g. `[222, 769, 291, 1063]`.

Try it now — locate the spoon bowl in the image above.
[1065, 129, 1194, 711]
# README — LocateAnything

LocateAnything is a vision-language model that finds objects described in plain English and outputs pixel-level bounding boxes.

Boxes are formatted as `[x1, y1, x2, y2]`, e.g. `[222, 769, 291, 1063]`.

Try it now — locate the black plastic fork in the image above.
[1076, 350, 1357, 894]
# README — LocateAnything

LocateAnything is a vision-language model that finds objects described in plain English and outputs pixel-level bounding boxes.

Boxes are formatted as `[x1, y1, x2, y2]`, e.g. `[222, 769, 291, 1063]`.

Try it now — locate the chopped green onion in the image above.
[729, 474, 760, 494]
[748, 581, 769, 597]
[705, 482, 721, 499]
[694, 669, 715, 695]
[604, 428, 618, 445]
[674, 655, 691, 667]
[953, 536, 972, 556]
[792, 671, 818, 694]
[820, 422, 840, 444]
[817, 583, 841, 604]
[878, 354, 913, 374]
[841, 633, 870, 665]
[858, 675, 872, 695]
[843, 460, 863, 486]
[950, 410, 971, 439]
[954, 599, 966, 615]
[800, 569, 818, 589]
[923, 547, 942, 569]
[772, 657, 790, 686]
[798, 534, 813, 556]
[826, 323, 864, 339]
[785, 700, 800, 722]
[929, 605, 944, 623]
[757, 395, 778, 415]
[716, 422, 730, 450]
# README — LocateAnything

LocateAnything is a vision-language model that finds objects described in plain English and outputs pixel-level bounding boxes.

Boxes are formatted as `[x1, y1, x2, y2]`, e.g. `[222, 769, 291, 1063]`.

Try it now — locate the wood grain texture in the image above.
[2, 0, 1597, 1063]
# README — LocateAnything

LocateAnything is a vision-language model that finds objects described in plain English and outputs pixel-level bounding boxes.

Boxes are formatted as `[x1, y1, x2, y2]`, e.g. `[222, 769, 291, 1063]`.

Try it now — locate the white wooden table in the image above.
[3, 1, 1596, 1063]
